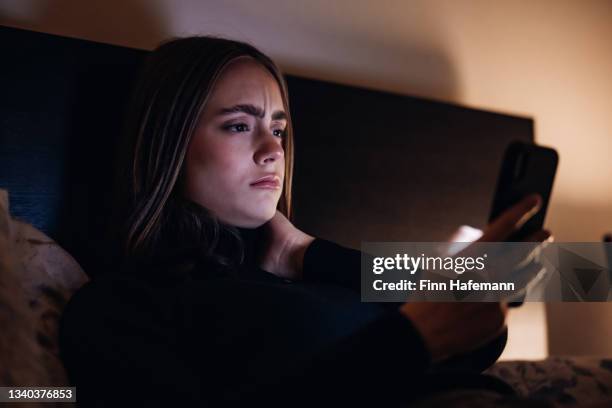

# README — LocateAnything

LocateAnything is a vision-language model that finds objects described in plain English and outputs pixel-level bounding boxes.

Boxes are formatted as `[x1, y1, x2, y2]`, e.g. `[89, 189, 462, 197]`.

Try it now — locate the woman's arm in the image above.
[301, 237, 368, 293]
[300, 237, 509, 372]
[249, 307, 433, 407]
[301, 237, 409, 315]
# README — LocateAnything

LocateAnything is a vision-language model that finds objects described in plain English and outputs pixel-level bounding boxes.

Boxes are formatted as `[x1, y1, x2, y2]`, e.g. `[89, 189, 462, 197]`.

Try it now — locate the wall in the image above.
[1, 0, 611, 359]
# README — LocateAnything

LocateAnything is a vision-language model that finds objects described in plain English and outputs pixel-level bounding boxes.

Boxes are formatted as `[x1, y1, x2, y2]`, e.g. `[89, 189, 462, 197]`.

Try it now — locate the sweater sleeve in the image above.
[299, 237, 507, 375]
[302, 237, 406, 311]
[267, 307, 433, 407]
[301, 237, 369, 292]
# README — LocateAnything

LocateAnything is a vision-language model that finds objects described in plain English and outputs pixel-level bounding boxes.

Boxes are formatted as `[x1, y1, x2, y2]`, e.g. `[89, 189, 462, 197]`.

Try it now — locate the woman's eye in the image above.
[223, 123, 285, 138]
[224, 123, 250, 133]
[273, 128, 287, 138]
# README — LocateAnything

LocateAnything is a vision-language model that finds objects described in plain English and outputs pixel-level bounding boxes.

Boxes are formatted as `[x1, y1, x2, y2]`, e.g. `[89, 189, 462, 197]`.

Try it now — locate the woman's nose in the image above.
[254, 131, 284, 165]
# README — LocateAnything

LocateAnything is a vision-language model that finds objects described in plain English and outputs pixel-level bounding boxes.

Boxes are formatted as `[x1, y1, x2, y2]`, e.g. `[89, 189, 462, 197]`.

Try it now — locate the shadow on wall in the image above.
[1, 0, 462, 104]
[230, 0, 462, 103]
[0, 0, 168, 50]
[279, 39, 461, 104]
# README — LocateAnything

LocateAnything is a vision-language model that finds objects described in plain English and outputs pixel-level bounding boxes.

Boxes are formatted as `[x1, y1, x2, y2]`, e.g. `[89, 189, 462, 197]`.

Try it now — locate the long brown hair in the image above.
[114, 36, 294, 271]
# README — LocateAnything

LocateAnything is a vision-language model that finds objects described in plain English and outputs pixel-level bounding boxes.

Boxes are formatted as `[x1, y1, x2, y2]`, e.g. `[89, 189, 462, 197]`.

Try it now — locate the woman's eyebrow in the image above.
[218, 104, 287, 120]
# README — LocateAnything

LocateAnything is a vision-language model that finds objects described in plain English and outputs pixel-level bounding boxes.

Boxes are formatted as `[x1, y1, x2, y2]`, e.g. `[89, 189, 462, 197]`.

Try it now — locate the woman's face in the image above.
[183, 56, 286, 228]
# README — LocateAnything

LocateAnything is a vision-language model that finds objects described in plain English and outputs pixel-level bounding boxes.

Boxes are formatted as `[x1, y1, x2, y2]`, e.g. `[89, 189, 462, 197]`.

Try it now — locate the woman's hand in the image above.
[399, 194, 553, 363]
[258, 210, 315, 280]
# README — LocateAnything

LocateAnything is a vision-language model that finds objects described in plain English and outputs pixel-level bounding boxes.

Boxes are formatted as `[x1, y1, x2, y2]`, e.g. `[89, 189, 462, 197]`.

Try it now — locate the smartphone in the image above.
[488, 140, 559, 306]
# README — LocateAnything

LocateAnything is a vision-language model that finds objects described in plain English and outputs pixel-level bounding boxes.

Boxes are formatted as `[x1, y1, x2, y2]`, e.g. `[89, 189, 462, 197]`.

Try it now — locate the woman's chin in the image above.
[255, 207, 278, 225]
[231, 207, 277, 228]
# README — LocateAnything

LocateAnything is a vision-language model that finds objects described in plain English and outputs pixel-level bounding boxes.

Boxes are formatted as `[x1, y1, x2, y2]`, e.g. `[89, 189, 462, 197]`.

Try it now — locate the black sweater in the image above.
[59, 230, 513, 407]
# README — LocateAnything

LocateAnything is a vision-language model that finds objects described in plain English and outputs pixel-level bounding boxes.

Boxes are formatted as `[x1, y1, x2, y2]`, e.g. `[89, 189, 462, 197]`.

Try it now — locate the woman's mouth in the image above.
[250, 175, 281, 189]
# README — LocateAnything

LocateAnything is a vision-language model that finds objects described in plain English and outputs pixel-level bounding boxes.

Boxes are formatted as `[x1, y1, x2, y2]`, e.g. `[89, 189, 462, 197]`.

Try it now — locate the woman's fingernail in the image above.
[516, 196, 543, 228]
[529, 194, 542, 211]
[524, 195, 542, 219]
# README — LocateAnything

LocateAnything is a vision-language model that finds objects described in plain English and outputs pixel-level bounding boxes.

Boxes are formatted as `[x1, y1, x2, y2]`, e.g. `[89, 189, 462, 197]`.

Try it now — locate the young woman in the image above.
[59, 36, 551, 407]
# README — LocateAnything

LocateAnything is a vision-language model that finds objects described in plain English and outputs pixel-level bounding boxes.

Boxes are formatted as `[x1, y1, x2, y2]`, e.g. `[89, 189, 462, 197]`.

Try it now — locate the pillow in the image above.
[485, 357, 612, 406]
[0, 188, 46, 388]
[0, 188, 89, 389]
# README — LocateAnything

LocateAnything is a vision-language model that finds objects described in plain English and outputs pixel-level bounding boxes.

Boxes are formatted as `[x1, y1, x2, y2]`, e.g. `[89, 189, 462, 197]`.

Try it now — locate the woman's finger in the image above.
[477, 194, 542, 242]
